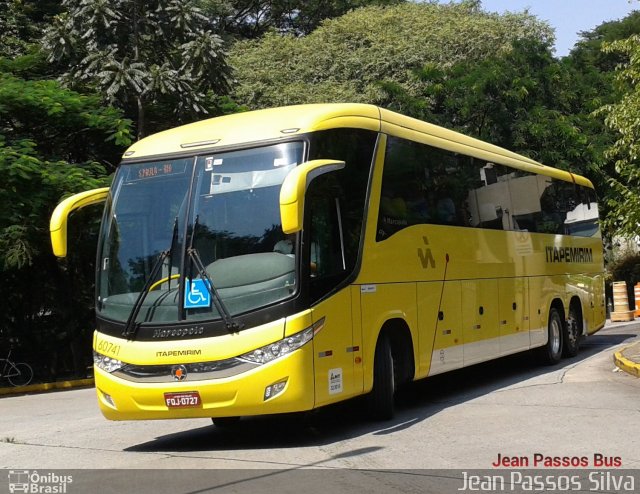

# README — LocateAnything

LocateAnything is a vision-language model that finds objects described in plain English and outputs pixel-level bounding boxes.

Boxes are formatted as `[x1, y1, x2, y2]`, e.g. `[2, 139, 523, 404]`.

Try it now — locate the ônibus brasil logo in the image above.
[8, 470, 73, 493]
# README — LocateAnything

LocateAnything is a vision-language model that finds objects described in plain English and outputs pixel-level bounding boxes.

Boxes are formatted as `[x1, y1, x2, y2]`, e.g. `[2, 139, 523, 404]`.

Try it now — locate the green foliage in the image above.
[0, 69, 133, 230]
[0, 0, 62, 58]
[42, 0, 231, 138]
[0, 65, 132, 380]
[0, 73, 132, 165]
[561, 13, 640, 240]
[199, 0, 404, 39]
[607, 250, 640, 286]
[597, 35, 640, 237]
[230, 2, 554, 108]
[0, 0, 31, 57]
[378, 39, 600, 177]
[571, 11, 640, 71]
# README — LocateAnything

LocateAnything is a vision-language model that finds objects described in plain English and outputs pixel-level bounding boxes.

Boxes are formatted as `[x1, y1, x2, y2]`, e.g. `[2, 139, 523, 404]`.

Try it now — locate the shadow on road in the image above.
[125, 328, 637, 454]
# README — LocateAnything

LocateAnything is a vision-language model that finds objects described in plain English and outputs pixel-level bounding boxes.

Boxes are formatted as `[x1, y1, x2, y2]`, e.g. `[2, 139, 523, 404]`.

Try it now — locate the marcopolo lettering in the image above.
[545, 246, 593, 263]
[152, 326, 204, 338]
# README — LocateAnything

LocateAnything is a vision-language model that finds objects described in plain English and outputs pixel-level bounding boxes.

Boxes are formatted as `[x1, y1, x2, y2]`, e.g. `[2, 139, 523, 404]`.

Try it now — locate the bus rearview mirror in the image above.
[279, 159, 345, 234]
[50, 187, 110, 258]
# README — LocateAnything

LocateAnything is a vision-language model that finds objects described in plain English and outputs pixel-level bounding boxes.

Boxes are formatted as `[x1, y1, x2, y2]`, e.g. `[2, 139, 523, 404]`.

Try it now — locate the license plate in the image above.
[164, 391, 201, 408]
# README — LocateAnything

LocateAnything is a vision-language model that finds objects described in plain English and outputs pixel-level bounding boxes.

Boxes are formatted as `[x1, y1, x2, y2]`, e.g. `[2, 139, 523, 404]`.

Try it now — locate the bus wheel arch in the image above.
[367, 318, 415, 420]
[563, 297, 583, 358]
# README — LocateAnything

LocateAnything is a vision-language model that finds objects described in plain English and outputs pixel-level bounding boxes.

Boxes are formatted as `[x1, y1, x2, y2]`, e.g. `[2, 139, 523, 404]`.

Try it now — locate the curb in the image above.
[0, 378, 95, 397]
[613, 348, 640, 378]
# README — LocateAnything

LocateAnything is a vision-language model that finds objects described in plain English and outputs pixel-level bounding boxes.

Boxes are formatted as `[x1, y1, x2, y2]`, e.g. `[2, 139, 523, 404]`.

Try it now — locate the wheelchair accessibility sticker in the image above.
[184, 278, 211, 309]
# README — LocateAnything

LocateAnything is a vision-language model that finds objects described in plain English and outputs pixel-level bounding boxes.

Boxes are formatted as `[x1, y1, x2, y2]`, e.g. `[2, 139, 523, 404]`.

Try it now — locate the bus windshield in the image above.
[96, 142, 304, 326]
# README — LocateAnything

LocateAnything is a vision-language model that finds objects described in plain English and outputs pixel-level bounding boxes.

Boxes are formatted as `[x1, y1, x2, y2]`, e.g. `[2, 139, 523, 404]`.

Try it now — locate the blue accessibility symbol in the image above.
[184, 278, 211, 309]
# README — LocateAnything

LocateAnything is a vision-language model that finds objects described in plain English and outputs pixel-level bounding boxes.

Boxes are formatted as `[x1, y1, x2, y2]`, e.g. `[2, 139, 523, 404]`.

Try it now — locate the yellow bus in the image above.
[50, 104, 605, 422]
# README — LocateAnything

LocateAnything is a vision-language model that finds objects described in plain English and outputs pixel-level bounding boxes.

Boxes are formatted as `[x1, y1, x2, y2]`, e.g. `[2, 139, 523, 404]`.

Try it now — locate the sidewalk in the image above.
[606, 318, 640, 378]
[613, 340, 640, 378]
[0, 378, 94, 397]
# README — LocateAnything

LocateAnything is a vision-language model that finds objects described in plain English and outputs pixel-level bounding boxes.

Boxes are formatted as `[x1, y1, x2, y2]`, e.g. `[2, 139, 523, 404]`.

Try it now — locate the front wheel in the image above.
[539, 308, 563, 365]
[7, 362, 33, 387]
[367, 334, 395, 420]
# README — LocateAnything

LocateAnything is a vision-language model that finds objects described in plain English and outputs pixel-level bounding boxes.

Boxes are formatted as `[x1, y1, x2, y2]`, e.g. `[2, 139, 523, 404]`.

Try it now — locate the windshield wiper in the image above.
[186, 247, 244, 332]
[122, 217, 179, 339]
[186, 215, 244, 332]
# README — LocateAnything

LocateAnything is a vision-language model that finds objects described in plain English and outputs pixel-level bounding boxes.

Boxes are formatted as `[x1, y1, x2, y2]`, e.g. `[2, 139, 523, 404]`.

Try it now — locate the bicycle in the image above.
[1, 349, 34, 387]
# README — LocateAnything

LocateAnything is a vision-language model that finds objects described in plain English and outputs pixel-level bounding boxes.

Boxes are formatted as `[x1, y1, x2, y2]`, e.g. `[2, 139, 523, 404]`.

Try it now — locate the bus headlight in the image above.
[239, 318, 324, 365]
[93, 351, 124, 373]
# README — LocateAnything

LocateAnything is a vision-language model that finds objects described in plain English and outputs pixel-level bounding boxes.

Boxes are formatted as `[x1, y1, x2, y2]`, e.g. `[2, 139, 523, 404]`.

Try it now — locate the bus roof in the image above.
[123, 103, 593, 188]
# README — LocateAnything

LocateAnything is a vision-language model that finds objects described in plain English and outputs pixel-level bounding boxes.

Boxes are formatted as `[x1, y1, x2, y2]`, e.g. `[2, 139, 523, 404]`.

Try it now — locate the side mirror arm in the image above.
[50, 187, 110, 258]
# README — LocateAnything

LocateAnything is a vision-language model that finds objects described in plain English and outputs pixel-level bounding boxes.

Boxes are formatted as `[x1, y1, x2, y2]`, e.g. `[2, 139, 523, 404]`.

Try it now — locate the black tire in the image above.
[367, 334, 395, 420]
[563, 305, 582, 358]
[7, 363, 33, 387]
[539, 308, 563, 365]
[212, 416, 241, 428]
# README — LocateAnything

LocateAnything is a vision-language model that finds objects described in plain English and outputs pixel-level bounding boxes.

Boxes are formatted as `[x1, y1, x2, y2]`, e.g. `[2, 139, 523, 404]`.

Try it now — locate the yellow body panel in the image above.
[123, 104, 381, 159]
[95, 318, 287, 366]
[69, 104, 604, 421]
[497, 278, 531, 355]
[359, 282, 419, 393]
[417, 281, 463, 377]
[311, 288, 359, 406]
[461, 279, 500, 366]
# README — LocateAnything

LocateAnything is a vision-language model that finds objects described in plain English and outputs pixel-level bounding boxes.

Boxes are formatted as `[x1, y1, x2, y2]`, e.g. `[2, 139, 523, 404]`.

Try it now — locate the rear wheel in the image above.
[367, 334, 395, 420]
[539, 308, 563, 365]
[563, 305, 582, 358]
[7, 363, 33, 387]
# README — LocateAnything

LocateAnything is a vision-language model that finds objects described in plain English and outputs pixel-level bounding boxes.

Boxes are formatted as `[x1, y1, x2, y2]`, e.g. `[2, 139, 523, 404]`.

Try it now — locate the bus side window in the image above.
[538, 178, 576, 234]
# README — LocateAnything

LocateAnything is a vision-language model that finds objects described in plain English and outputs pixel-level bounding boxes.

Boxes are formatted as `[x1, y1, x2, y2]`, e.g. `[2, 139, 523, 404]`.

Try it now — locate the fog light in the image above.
[100, 389, 116, 408]
[264, 379, 288, 401]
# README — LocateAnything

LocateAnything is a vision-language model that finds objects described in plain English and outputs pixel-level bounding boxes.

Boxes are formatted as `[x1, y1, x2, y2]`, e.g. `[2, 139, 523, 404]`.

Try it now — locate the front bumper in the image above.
[95, 344, 315, 420]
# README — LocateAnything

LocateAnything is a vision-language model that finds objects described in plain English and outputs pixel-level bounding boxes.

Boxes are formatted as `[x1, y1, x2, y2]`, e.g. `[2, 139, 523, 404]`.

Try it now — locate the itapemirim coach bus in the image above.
[50, 104, 605, 422]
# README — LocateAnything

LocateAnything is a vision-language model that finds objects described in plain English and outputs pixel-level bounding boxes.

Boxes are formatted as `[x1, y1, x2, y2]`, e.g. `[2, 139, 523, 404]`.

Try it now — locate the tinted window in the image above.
[467, 162, 514, 231]
[377, 136, 600, 240]
[564, 185, 601, 237]
[377, 138, 477, 240]
[307, 129, 377, 301]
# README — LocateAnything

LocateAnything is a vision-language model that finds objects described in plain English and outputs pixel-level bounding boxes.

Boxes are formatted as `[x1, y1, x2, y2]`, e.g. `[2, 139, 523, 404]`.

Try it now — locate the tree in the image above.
[570, 11, 640, 71]
[0, 58, 132, 378]
[199, 0, 405, 39]
[598, 35, 640, 237]
[559, 9, 640, 238]
[230, 1, 553, 108]
[0, 1, 62, 60]
[42, 0, 231, 138]
[379, 39, 598, 175]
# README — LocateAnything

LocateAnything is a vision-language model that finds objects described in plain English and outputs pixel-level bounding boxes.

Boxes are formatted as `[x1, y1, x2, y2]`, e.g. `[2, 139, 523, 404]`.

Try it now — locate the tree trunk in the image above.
[137, 96, 145, 140]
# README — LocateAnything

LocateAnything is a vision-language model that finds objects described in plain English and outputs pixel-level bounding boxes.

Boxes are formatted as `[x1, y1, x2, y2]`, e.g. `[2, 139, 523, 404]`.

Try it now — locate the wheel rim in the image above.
[550, 318, 561, 355]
